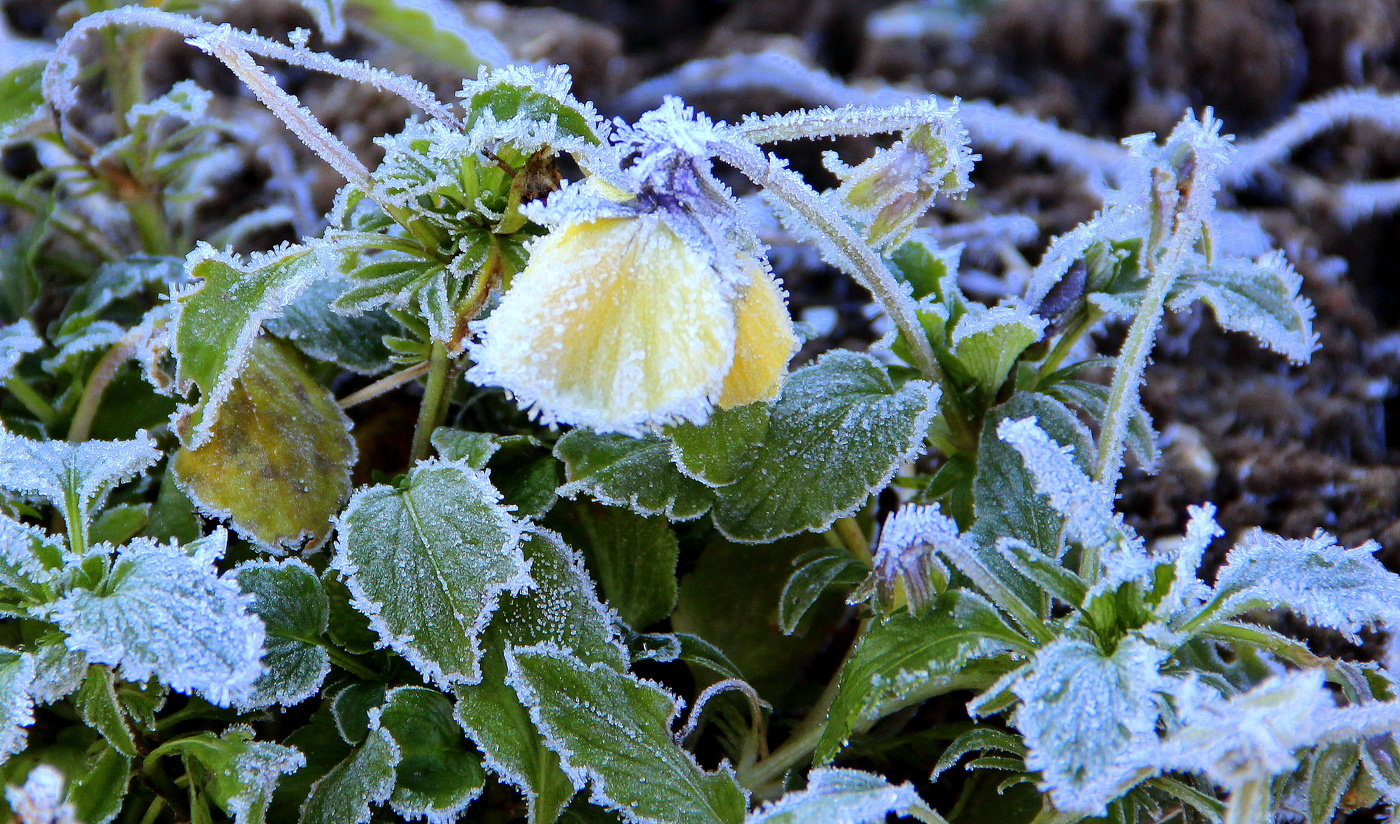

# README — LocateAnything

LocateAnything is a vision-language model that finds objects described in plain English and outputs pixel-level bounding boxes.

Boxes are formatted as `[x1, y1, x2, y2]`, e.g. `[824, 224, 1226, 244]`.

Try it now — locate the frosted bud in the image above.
[868, 503, 957, 615]
[833, 123, 974, 251]
[5, 766, 77, 824]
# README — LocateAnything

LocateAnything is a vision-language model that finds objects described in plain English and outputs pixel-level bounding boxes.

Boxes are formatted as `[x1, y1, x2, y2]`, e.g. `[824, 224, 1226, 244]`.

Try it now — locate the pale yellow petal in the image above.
[471, 215, 735, 433]
[718, 262, 797, 408]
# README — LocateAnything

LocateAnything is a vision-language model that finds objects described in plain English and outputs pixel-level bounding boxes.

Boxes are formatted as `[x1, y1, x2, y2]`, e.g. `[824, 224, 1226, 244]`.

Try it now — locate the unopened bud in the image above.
[835, 123, 973, 251]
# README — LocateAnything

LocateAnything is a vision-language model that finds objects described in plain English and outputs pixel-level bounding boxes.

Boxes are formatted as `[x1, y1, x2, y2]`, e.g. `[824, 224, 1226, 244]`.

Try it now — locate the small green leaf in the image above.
[346, 0, 507, 73]
[88, 505, 150, 548]
[172, 243, 323, 447]
[69, 745, 132, 824]
[778, 547, 866, 636]
[174, 337, 355, 553]
[332, 683, 387, 746]
[322, 569, 378, 655]
[334, 460, 528, 689]
[494, 451, 560, 520]
[0, 63, 45, 145]
[155, 728, 305, 824]
[1169, 251, 1317, 364]
[674, 634, 746, 683]
[711, 351, 936, 543]
[455, 530, 623, 824]
[265, 274, 395, 374]
[889, 235, 962, 305]
[379, 686, 485, 821]
[666, 403, 770, 488]
[461, 80, 601, 147]
[431, 428, 502, 468]
[74, 666, 136, 758]
[507, 644, 747, 824]
[949, 306, 1046, 396]
[555, 430, 713, 521]
[0, 648, 35, 760]
[300, 723, 400, 824]
[556, 505, 678, 629]
[747, 767, 934, 824]
[817, 591, 1027, 763]
[1305, 742, 1360, 824]
[234, 558, 331, 710]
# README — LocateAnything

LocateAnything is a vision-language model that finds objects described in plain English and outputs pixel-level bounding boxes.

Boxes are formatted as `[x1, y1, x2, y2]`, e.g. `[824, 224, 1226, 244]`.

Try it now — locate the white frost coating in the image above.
[291, 0, 346, 43]
[1228, 89, 1400, 183]
[42, 320, 126, 374]
[0, 513, 60, 590]
[50, 532, 265, 707]
[1010, 635, 1168, 816]
[949, 304, 1047, 349]
[457, 63, 605, 158]
[745, 767, 925, 824]
[1167, 251, 1318, 364]
[386, 0, 511, 66]
[1206, 530, 1400, 643]
[1336, 177, 1400, 226]
[28, 642, 85, 707]
[4, 765, 76, 824]
[302, 717, 401, 824]
[0, 649, 35, 762]
[0, 429, 160, 532]
[1154, 503, 1222, 619]
[222, 726, 307, 822]
[871, 504, 958, 613]
[331, 459, 531, 690]
[0, 320, 42, 382]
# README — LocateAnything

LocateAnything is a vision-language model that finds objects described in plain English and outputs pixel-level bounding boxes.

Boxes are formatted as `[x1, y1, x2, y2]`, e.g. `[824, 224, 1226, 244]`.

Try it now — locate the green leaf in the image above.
[172, 242, 323, 448]
[494, 451, 560, 520]
[0, 63, 45, 145]
[455, 530, 623, 824]
[1040, 379, 1158, 471]
[673, 634, 746, 684]
[431, 428, 503, 469]
[556, 505, 678, 629]
[0, 648, 34, 760]
[507, 644, 747, 824]
[88, 505, 149, 548]
[461, 74, 601, 147]
[379, 686, 485, 821]
[816, 591, 1026, 763]
[931, 728, 1028, 780]
[265, 274, 396, 374]
[300, 723, 400, 824]
[1169, 251, 1317, 364]
[155, 728, 306, 824]
[51, 533, 264, 707]
[234, 558, 331, 709]
[332, 683, 387, 745]
[347, 0, 507, 73]
[949, 306, 1046, 396]
[74, 666, 136, 758]
[333, 459, 529, 689]
[666, 403, 770, 488]
[322, 569, 379, 655]
[1304, 742, 1360, 824]
[711, 351, 936, 543]
[555, 430, 713, 521]
[778, 547, 866, 636]
[747, 767, 934, 824]
[69, 744, 131, 824]
[174, 337, 356, 553]
[889, 234, 962, 305]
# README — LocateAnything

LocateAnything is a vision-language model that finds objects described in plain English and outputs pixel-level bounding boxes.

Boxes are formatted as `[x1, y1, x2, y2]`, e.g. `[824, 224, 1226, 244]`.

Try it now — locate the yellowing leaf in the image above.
[173, 337, 356, 553]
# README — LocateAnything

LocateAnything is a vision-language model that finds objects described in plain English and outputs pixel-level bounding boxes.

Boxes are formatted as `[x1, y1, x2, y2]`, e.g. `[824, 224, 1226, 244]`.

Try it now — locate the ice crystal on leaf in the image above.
[0, 320, 41, 382]
[745, 767, 933, 824]
[4, 765, 76, 824]
[0, 429, 160, 538]
[49, 532, 265, 707]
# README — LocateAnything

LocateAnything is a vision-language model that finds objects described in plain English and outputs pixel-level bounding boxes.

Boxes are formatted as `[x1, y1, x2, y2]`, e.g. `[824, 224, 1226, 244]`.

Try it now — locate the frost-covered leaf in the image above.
[1008, 636, 1167, 816]
[0, 318, 41, 382]
[555, 431, 713, 521]
[50, 532, 264, 707]
[507, 644, 747, 824]
[154, 727, 305, 824]
[778, 547, 866, 636]
[950, 305, 1046, 395]
[557, 505, 678, 629]
[1303, 742, 1360, 824]
[173, 337, 355, 553]
[264, 274, 395, 374]
[745, 767, 932, 824]
[1193, 530, 1400, 642]
[378, 686, 485, 822]
[301, 721, 400, 824]
[0, 430, 160, 540]
[431, 428, 503, 468]
[1168, 251, 1317, 365]
[234, 558, 330, 710]
[349, 0, 509, 73]
[1041, 379, 1157, 472]
[0, 62, 45, 145]
[816, 591, 1027, 763]
[29, 637, 85, 705]
[68, 746, 132, 824]
[459, 64, 603, 152]
[333, 459, 528, 689]
[171, 242, 323, 448]
[930, 728, 1028, 781]
[666, 403, 770, 488]
[74, 666, 136, 758]
[712, 351, 937, 543]
[455, 530, 624, 824]
[0, 647, 35, 761]
[0, 513, 63, 605]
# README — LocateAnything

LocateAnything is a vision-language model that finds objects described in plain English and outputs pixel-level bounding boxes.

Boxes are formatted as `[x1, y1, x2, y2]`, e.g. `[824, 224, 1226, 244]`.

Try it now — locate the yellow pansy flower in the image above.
[470, 213, 797, 434]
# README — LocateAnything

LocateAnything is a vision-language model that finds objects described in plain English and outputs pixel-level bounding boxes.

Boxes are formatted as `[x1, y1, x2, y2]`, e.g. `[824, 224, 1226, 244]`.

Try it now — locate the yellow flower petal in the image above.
[471, 215, 735, 433]
[719, 263, 798, 408]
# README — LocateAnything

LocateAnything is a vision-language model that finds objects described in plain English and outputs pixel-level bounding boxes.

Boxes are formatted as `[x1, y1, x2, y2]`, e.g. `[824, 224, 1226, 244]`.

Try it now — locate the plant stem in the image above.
[338, 361, 433, 408]
[737, 668, 840, 793]
[324, 644, 382, 682]
[833, 517, 872, 565]
[1033, 306, 1101, 386]
[68, 330, 141, 444]
[410, 342, 451, 464]
[136, 798, 165, 824]
[5, 377, 60, 428]
[715, 140, 943, 385]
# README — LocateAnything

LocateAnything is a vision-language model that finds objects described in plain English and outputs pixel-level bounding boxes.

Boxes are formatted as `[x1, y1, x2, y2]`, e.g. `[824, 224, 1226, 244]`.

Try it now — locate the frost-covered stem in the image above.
[832, 517, 872, 565]
[202, 40, 372, 193]
[338, 361, 433, 408]
[714, 140, 943, 384]
[1195, 622, 1326, 669]
[410, 342, 451, 464]
[124, 188, 172, 256]
[1034, 307, 1101, 385]
[68, 330, 141, 444]
[1222, 780, 1270, 824]
[908, 806, 951, 824]
[736, 658, 841, 794]
[4, 378, 60, 428]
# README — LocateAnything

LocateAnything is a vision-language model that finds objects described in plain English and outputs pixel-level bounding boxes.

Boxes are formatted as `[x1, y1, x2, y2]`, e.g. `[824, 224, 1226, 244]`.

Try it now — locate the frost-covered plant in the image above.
[0, 2, 1398, 823]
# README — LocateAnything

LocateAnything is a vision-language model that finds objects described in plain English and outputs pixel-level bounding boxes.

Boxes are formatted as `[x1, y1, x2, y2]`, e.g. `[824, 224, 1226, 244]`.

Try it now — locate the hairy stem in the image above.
[68, 330, 142, 444]
[715, 140, 943, 384]
[4, 377, 60, 428]
[833, 517, 872, 565]
[338, 361, 433, 409]
[410, 342, 451, 464]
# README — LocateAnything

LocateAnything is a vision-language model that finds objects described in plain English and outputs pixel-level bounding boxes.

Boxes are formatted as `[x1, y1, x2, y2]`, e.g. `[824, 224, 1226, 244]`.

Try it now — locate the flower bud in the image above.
[834, 123, 973, 251]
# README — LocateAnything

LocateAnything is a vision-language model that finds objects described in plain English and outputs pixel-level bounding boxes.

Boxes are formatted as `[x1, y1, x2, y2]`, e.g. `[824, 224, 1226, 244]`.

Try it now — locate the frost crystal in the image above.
[0, 430, 161, 533]
[50, 533, 265, 706]
[4, 765, 76, 824]
[746, 767, 928, 824]
[870, 504, 956, 614]
[0, 320, 42, 382]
